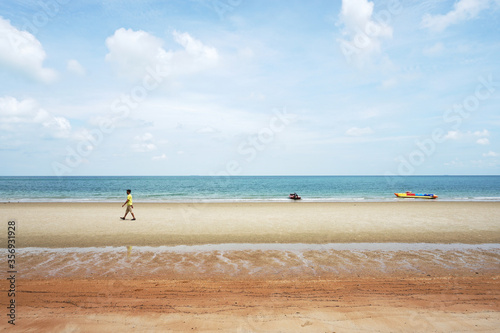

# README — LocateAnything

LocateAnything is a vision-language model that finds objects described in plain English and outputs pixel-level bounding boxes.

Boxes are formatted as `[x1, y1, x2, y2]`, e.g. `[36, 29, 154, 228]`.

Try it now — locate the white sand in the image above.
[1, 201, 499, 247]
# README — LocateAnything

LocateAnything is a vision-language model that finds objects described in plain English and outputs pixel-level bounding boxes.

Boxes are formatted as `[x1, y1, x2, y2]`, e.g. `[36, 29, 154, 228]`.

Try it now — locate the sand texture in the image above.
[1, 202, 499, 332]
[1, 277, 499, 332]
[1, 201, 500, 247]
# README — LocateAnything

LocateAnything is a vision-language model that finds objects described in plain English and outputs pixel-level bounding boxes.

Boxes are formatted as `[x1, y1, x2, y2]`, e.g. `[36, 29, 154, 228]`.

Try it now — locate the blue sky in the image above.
[0, 0, 499, 176]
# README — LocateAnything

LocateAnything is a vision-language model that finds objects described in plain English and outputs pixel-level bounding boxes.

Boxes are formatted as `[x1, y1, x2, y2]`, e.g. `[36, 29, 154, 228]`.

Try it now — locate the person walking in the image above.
[121, 189, 136, 220]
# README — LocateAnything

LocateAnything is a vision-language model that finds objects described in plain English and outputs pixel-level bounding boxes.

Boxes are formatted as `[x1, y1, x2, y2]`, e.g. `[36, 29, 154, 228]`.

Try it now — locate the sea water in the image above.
[1, 175, 499, 202]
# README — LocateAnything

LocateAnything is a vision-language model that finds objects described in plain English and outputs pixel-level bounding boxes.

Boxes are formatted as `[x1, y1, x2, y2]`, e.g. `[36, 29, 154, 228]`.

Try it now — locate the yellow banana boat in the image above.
[395, 191, 438, 199]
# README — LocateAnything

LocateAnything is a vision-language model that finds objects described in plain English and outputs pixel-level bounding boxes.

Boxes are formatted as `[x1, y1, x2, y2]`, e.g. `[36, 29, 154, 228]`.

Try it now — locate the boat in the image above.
[289, 193, 301, 200]
[394, 191, 438, 199]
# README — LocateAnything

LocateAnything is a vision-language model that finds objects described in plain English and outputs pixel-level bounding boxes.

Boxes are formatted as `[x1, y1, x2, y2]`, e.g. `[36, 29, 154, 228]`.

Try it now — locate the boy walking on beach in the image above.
[121, 189, 136, 220]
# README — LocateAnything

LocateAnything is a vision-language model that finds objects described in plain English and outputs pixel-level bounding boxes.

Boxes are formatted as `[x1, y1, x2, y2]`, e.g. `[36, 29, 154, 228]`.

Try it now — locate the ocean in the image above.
[1, 175, 499, 202]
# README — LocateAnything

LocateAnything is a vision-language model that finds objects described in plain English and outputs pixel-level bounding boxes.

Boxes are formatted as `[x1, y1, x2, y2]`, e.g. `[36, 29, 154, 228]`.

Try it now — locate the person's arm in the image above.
[122, 198, 129, 207]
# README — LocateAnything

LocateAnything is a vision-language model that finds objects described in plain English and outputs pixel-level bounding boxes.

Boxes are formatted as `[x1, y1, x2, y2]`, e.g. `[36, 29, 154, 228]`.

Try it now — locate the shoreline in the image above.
[2, 197, 500, 203]
[1, 201, 499, 247]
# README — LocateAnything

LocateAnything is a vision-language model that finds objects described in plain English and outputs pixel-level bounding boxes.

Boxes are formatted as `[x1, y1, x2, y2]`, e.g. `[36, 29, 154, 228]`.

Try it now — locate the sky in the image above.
[0, 0, 499, 176]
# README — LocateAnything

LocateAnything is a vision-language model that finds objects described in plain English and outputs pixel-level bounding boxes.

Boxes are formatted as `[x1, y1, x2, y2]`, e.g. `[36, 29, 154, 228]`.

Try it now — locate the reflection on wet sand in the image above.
[19, 244, 500, 279]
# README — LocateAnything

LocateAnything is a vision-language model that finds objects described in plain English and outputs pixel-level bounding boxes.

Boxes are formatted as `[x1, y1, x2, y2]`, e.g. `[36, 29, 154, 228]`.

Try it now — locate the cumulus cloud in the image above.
[0, 96, 71, 138]
[173, 30, 218, 63]
[0, 17, 57, 83]
[346, 126, 373, 136]
[483, 151, 498, 157]
[67, 59, 86, 76]
[421, 0, 492, 32]
[105, 28, 172, 80]
[105, 28, 218, 81]
[337, 0, 394, 66]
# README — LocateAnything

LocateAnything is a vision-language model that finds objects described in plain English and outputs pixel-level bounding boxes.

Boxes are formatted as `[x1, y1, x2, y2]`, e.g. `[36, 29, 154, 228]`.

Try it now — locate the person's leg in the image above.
[122, 206, 130, 219]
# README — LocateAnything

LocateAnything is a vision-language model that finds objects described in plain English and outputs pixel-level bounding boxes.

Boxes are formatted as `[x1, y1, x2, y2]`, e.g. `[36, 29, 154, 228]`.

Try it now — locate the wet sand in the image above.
[1, 201, 499, 247]
[15, 244, 500, 279]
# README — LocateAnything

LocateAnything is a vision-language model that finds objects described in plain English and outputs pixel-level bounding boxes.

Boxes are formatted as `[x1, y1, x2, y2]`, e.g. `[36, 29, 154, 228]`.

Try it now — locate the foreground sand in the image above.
[1, 201, 499, 246]
[2, 277, 499, 332]
[1, 202, 499, 332]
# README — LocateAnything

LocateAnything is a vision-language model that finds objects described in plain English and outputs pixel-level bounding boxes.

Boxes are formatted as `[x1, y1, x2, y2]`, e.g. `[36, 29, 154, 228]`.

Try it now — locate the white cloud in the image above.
[474, 129, 490, 145]
[105, 28, 218, 81]
[421, 0, 492, 32]
[34, 109, 72, 139]
[476, 138, 490, 145]
[444, 130, 460, 140]
[0, 96, 37, 119]
[474, 129, 489, 137]
[337, 0, 393, 66]
[172, 30, 218, 63]
[346, 126, 373, 136]
[0, 96, 71, 138]
[444, 130, 492, 144]
[132, 132, 157, 152]
[67, 59, 86, 76]
[105, 28, 172, 80]
[0, 17, 57, 83]
[483, 151, 498, 157]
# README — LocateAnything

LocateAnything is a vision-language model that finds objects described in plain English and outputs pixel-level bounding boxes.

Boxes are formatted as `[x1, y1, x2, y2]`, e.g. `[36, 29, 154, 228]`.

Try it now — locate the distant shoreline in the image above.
[2, 197, 500, 203]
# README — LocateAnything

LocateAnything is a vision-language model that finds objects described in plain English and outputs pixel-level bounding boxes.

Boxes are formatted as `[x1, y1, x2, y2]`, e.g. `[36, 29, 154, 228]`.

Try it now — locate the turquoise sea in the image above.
[0, 175, 499, 202]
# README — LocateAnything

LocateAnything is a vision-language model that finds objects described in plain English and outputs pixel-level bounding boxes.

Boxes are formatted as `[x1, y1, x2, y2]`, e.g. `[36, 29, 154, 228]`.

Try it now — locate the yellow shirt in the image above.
[127, 194, 133, 206]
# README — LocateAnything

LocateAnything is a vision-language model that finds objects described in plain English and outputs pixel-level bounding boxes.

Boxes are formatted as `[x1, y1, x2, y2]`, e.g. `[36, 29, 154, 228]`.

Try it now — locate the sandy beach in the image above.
[1, 201, 499, 332]
[3, 276, 499, 332]
[1, 201, 500, 247]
